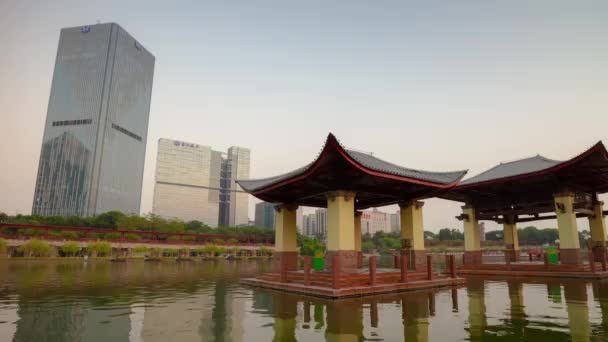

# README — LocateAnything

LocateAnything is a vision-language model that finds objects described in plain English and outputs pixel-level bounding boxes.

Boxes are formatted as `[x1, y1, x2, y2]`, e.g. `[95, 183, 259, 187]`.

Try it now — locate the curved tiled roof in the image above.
[460, 155, 562, 185]
[237, 133, 467, 193]
[346, 150, 467, 185]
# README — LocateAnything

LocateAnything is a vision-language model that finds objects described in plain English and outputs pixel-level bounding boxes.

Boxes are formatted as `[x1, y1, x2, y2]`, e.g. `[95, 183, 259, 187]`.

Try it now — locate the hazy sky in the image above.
[1, 1, 607, 232]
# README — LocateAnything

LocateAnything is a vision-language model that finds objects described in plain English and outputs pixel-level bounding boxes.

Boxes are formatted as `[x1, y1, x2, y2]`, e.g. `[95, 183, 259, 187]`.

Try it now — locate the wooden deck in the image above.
[458, 261, 608, 279]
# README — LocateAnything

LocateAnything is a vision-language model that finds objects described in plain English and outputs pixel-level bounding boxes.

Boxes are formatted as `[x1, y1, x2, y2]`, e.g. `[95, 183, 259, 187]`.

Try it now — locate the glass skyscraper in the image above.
[219, 146, 251, 227]
[32, 23, 155, 217]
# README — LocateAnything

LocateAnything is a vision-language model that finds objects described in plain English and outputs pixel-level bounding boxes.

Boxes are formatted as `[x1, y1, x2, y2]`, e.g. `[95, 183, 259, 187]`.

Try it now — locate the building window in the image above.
[52, 119, 92, 127]
[111, 123, 142, 141]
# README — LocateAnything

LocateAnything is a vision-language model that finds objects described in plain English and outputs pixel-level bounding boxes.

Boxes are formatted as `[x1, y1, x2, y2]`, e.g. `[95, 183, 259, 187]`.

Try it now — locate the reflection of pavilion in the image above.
[239, 133, 465, 297]
[266, 288, 440, 342]
[443, 142, 608, 278]
[465, 277, 596, 341]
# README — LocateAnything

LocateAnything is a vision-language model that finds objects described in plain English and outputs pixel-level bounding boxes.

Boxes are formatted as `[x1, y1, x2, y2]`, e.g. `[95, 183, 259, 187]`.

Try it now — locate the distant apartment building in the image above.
[302, 208, 328, 239]
[152, 139, 250, 227]
[255, 202, 275, 229]
[361, 208, 390, 235]
[390, 211, 400, 233]
[254, 202, 303, 231]
[32, 23, 154, 217]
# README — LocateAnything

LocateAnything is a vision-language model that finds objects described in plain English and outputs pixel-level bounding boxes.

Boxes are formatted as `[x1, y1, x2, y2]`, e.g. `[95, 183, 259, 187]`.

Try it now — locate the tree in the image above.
[18, 239, 52, 257]
[0, 238, 7, 254]
[185, 220, 213, 234]
[485, 230, 503, 241]
[92, 211, 125, 229]
[424, 231, 436, 241]
[297, 234, 325, 256]
[0, 212, 8, 223]
[88, 240, 112, 256]
[61, 241, 80, 256]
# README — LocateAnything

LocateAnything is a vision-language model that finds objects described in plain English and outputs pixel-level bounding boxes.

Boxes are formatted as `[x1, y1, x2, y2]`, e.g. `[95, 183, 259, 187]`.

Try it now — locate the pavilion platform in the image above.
[243, 268, 463, 299]
[242, 254, 464, 299]
[457, 252, 608, 279]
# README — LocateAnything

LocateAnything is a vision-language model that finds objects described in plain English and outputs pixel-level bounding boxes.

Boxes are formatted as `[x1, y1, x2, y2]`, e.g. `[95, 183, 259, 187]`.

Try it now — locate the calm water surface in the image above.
[1, 259, 607, 341]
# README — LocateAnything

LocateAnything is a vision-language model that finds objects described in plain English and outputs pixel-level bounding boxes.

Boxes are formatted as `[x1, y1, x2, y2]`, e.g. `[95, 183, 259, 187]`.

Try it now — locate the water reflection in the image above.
[1, 261, 608, 341]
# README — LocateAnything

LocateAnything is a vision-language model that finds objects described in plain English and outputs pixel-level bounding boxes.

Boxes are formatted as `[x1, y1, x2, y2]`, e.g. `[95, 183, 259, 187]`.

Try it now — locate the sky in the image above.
[1, 0, 607, 232]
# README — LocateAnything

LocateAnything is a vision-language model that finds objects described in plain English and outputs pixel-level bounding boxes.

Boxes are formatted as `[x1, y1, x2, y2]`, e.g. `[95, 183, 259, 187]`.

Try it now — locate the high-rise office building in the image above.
[152, 139, 222, 226]
[390, 211, 400, 233]
[361, 208, 390, 235]
[254, 202, 275, 229]
[32, 23, 154, 216]
[219, 147, 250, 227]
[152, 139, 250, 227]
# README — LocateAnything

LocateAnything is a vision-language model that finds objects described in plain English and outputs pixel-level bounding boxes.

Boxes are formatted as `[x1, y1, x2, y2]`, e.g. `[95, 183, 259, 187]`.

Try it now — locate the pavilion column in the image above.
[462, 205, 482, 266]
[402, 294, 430, 342]
[325, 301, 364, 342]
[564, 281, 590, 341]
[274, 204, 299, 272]
[554, 193, 581, 264]
[467, 278, 487, 342]
[325, 191, 358, 273]
[589, 201, 607, 261]
[503, 217, 520, 262]
[354, 211, 363, 268]
[272, 292, 298, 342]
[399, 201, 426, 270]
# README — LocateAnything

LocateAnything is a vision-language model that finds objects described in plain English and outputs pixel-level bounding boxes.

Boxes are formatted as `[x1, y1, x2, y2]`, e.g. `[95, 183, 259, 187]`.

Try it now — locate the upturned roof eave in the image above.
[453, 141, 607, 191]
[236, 133, 468, 195]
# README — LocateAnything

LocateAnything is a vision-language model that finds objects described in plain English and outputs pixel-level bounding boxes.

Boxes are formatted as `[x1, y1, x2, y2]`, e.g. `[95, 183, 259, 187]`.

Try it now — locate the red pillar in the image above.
[543, 253, 549, 268]
[400, 254, 408, 283]
[332, 254, 341, 289]
[450, 255, 457, 278]
[427, 255, 433, 280]
[369, 256, 377, 286]
[304, 256, 312, 286]
[589, 249, 597, 273]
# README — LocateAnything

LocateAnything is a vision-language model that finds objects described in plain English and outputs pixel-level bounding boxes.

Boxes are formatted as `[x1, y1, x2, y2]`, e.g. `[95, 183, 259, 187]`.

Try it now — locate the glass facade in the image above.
[254, 202, 275, 229]
[32, 23, 154, 216]
[219, 147, 250, 227]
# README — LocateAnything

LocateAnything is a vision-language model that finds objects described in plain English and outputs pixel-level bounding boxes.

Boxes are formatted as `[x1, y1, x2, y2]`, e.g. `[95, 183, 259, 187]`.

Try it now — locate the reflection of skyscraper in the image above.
[32, 23, 155, 217]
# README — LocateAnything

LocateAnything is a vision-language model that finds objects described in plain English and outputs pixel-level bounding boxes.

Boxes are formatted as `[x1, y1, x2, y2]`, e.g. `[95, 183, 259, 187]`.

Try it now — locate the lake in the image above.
[0, 259, 606, 341]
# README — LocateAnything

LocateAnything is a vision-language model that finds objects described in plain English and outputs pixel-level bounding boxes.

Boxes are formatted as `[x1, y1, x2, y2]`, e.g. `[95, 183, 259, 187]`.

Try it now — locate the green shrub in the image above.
[124, 233, 141, 241]
[18, 239, 52, 257]
[17, 229, 45, 236]
[89, 240, 112, 256]
[60, 231, 79, 239]
[133, 246, 149, 254]
[163, 248, 178, 256]
[104, 232, 122, 240]
[0, 238, 7, 254]
[258, 247, 272, 256]
[227, 238, 238, 244]
[61, 241, 80, 256]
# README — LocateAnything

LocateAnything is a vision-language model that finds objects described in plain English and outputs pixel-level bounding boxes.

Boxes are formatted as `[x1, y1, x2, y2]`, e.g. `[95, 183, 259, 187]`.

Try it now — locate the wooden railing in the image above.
[263, 254, 458, 289]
